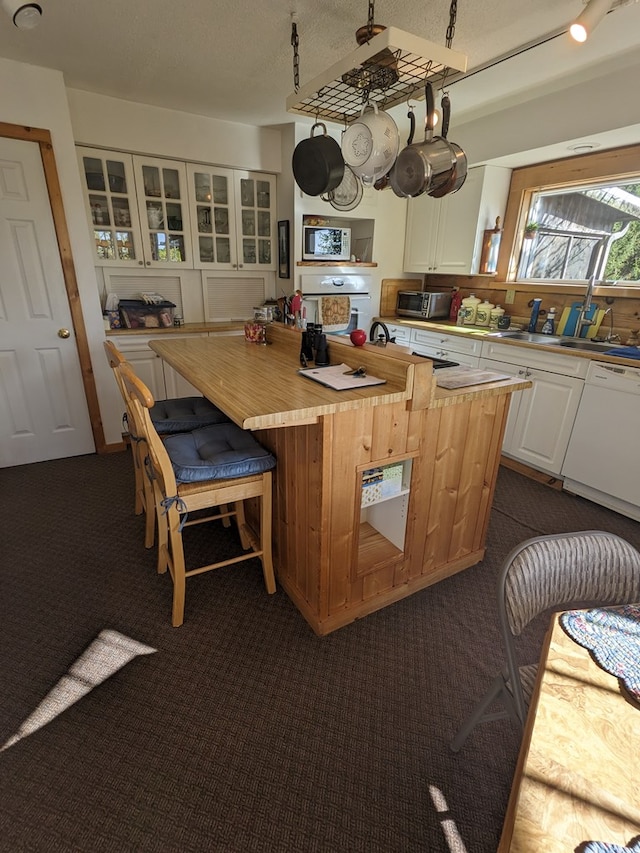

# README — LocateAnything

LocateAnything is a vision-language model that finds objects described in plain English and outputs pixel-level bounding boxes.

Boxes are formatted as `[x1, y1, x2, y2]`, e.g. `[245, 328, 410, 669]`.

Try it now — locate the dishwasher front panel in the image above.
[562, 362, 640, 514]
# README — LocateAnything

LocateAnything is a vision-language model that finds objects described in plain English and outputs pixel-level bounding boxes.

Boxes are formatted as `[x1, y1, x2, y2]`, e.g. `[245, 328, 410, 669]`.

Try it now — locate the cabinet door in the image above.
[403, 196, 439, 272]
[234, 172, 276, 271]
[162, 334, 208, 397]
[132, 156, 191, 268]
[480, 357, 525, 453]
[510, 368, 584, 475]
[77, 148, 143, 267]
[432, 167, 484, 274]
[117, 344, 167, 401]
[188, 164, 238, 269]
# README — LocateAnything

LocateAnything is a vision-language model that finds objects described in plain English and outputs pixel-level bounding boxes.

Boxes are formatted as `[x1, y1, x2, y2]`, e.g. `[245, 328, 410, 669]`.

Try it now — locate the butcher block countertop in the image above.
[149, 326, 531, 429]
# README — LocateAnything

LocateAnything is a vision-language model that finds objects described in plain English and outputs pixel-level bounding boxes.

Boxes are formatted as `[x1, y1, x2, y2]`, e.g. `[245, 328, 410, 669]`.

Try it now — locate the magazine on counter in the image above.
[435, 366, 512, 389]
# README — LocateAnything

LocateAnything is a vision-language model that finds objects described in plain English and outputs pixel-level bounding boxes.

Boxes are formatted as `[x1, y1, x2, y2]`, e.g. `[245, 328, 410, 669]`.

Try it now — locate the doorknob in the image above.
[58, 328, 71, 339]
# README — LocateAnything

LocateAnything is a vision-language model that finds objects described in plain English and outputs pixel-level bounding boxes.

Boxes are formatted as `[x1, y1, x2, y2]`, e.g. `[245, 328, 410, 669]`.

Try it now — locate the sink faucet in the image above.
[575, 275, 597, 338]
[369, 321, 395, 346]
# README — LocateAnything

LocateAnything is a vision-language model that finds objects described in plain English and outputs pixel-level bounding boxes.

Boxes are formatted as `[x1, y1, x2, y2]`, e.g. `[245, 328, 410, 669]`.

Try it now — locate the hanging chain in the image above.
[445, 0, 457, 48]
[366, 0, 375, 39]
[291, 19, 300, 93]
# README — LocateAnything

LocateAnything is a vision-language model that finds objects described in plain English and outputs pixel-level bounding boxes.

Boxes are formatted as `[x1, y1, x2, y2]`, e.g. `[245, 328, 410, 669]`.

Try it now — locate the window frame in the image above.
[499, 143, 640, 290]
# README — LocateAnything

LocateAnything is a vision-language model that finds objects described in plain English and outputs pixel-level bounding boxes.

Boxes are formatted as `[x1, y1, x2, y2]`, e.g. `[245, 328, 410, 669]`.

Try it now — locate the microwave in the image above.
[303, 226, 351, 262]
[396, 290, 452, 320]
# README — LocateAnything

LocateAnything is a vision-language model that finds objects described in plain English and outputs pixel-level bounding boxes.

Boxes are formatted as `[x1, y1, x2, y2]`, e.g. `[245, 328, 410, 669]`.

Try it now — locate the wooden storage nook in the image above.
[149, 324, 530, 635]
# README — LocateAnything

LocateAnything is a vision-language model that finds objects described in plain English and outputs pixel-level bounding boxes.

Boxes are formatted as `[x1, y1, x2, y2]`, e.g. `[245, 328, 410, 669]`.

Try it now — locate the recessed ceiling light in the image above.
[568, 143, 601, 153]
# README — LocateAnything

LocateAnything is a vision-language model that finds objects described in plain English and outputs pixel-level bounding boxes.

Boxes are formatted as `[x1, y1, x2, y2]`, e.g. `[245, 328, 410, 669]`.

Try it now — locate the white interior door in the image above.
[0, 137, 94, 467]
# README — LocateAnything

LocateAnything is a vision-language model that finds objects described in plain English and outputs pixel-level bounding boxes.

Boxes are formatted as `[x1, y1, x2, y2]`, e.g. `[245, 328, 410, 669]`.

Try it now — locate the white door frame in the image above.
[0, 121, 106, 454]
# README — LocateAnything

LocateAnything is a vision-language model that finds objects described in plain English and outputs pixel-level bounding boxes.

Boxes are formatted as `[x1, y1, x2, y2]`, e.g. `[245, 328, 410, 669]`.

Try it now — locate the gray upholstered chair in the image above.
[450, 530, 640, 752]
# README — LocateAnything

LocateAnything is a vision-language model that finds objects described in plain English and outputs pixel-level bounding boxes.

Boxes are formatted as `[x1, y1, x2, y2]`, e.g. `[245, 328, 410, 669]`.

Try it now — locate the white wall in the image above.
[68, 89, 282, 172]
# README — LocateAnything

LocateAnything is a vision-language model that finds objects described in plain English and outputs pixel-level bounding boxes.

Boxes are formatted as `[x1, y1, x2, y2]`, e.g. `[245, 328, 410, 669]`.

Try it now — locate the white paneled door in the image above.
[0, 137, 94, 466]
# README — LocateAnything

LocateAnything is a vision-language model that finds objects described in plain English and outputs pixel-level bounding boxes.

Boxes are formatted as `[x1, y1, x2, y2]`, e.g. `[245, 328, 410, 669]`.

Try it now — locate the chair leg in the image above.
[260, 472, 276, 595]
[235, 500, 251, 550]
[450, 674, 510, 753]
[167, 511, 187, 628]
[133, 447, 144, 516]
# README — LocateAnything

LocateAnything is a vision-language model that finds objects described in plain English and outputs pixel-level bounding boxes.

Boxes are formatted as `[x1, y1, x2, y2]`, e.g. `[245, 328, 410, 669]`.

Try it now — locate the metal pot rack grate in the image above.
[286, 26, 467, 125]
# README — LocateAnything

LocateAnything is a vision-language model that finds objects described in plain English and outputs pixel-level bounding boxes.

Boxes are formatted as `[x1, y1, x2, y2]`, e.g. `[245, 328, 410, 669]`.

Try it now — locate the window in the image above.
[499, 144, 640, 287]
[518, 181, 640, 282]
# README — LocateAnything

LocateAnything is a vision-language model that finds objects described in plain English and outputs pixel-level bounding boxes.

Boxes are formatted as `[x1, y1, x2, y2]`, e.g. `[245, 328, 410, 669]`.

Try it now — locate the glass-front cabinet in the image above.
[187, 165, 276, 270]
[77, 148, 191, 268]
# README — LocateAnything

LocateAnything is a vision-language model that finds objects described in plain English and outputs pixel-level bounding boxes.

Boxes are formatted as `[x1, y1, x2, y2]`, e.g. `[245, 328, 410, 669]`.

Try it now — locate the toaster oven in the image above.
[396, 290, 452, 320]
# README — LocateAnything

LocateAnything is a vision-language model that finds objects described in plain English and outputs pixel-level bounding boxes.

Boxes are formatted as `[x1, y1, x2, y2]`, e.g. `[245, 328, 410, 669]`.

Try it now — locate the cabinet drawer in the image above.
[410, 328, 482, 356]
[481, 341, 588, 378]
[385, 324, 411, 344]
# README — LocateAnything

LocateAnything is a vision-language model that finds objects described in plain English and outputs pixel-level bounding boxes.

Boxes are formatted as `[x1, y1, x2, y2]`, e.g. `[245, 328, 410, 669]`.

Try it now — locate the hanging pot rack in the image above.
[286, 25, 468, 125]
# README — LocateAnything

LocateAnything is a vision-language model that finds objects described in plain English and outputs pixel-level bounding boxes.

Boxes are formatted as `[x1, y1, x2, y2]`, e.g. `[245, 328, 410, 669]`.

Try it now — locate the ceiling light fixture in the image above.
[569, 0, 614, 42]
[1, 0, 42, 30]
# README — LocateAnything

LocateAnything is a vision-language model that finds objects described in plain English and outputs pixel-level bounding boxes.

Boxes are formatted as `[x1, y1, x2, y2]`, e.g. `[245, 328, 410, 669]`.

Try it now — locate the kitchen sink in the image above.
[490, 331, 563, 345]
[557, 339, 617, 352]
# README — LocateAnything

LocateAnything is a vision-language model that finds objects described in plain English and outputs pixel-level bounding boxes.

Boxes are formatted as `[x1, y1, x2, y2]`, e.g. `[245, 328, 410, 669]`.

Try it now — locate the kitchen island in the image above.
[150, 325, 530, 635]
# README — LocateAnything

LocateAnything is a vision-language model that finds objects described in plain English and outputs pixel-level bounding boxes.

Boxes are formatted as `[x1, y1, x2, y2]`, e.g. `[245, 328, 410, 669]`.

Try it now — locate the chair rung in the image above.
[181, 508, 236, 528]
[184, 549, 264, 579]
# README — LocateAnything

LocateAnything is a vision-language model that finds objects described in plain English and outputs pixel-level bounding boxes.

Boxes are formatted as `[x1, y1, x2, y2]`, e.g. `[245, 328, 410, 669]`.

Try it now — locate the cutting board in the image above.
[557, 302, 601, 337]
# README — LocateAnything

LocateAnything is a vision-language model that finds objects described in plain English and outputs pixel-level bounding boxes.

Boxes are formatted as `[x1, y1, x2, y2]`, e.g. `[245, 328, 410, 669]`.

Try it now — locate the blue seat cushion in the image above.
[164, 423, 276, 483]
[151, 397, 229, 434]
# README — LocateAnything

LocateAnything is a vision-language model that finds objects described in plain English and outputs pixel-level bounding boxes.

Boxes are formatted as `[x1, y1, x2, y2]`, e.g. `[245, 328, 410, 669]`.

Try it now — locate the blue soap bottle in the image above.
[541, 307, 557, 335]
[528, 298, 542, 333]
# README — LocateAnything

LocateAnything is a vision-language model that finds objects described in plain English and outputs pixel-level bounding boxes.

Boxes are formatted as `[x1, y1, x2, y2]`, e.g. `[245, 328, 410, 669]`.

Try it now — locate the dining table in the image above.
[499, 606, 640, 852]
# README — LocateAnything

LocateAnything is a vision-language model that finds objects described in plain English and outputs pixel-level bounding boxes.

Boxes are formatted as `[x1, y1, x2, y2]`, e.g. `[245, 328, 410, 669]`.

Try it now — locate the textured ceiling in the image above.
[0, 0, 638, 128]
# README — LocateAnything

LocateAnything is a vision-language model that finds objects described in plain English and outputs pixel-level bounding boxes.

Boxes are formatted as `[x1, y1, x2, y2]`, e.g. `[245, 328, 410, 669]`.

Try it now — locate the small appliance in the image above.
[303, 226, 351, 262]
[396, 290, 452, 320]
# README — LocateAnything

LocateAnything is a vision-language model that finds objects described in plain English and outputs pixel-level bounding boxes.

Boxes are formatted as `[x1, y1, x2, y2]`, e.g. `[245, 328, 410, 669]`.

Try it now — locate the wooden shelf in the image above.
[296, 261, 377, 267]
[357, 522, 404, 576]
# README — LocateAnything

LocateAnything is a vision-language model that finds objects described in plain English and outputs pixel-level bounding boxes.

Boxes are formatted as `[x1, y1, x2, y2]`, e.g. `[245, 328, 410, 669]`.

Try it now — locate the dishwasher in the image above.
[561, 360, 640, 522]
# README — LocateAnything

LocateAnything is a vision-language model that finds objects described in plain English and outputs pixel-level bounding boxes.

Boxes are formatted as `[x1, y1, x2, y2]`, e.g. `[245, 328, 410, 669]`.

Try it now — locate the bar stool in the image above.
[118, 359, 277, 627]
[104, 340, 230, 545]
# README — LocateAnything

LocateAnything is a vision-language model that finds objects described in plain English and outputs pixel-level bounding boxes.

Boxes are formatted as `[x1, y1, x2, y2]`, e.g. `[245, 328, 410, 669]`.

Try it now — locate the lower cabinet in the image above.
[410, 327, 482, 367]
[480, 342, 587, 475]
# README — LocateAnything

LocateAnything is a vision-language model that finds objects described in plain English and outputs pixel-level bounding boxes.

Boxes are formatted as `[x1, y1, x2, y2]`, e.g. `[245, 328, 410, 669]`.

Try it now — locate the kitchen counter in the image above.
[149, 324, 530, 635]
[106, 321, 244, 336]
[377, 316, 640, 367]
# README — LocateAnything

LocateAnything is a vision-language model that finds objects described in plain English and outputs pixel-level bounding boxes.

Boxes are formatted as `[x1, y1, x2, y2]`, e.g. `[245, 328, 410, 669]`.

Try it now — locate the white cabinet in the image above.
[77, 148, 192, 268]
[187, 165, 276, 271]
[384, 323, 412, 345]
[410, 327, 482, 368]
[480, 341, 587, 475]
[117, 334, 208, 400]
[403, 165, 512, 274]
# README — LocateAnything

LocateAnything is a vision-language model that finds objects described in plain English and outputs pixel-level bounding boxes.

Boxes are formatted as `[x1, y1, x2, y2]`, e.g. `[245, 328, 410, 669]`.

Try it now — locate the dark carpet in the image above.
[1, 453, 638, 852]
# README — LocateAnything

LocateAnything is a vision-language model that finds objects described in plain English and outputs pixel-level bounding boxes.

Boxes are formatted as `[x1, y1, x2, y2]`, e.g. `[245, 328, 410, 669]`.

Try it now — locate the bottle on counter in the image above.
[541, 307, 557, 335]
[475, 299, 494, 327]
[460, 294, 481, 326]
[489, 305, 505, 330]
[527, 298, 542, 333]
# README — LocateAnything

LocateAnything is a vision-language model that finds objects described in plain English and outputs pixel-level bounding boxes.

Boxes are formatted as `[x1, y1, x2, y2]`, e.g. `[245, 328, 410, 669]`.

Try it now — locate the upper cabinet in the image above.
[403, 165, 512, 275]
[77, 148, 276, 271]
[77, 148, 191, 268]
[187, 165, 276, 270]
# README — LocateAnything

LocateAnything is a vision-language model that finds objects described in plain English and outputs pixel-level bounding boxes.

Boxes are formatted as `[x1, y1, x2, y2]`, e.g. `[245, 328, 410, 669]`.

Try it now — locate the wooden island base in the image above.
[150, 325, 530, 636]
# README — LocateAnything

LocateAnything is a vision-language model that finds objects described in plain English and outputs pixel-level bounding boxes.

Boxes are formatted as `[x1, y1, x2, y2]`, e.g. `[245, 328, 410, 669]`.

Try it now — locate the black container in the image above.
[314, 333, 330, 366]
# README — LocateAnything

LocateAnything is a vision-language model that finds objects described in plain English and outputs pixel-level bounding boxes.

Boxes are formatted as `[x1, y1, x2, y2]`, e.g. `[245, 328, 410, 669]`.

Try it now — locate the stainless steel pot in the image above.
[428, 94, 468, 198]
[391, 83, 457, 198]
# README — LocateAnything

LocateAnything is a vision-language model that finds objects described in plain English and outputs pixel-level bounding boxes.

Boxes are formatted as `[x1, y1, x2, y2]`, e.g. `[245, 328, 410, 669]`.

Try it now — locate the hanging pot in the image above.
[391, 83, 456, 198]
[376, 106, 415, 191]
[323, 164, 364, 212]
[428, 93, 468, 198]
[292, 123, 345, 197]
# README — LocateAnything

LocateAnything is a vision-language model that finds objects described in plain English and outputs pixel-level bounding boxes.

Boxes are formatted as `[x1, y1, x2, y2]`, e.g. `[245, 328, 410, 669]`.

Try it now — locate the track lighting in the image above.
[569, 0, 614, 42]
[1, 0, 42, 30]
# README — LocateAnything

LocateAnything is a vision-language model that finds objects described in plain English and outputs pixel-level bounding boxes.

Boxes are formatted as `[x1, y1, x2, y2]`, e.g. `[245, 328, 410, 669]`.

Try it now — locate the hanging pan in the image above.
[376, 105, 415, 191]
[323, 164, 364, 212]
[292, 122, 345, 197]
[391, 82, 456, 198]
[428, 93, 468, 198]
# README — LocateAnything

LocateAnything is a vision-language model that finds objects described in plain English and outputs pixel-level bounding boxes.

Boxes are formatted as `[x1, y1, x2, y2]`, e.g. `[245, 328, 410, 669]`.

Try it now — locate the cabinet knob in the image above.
[146, 261, 151, 266]
[138, 260, 144, 265]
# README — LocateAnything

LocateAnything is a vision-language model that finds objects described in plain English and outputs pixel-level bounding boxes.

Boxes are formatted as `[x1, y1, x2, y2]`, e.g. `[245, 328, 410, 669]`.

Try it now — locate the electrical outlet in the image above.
[505, 289, 516, 304]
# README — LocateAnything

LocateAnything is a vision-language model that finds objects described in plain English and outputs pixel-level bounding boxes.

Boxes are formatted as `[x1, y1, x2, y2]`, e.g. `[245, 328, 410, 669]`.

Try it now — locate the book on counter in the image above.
[298, 363, 386, 391]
